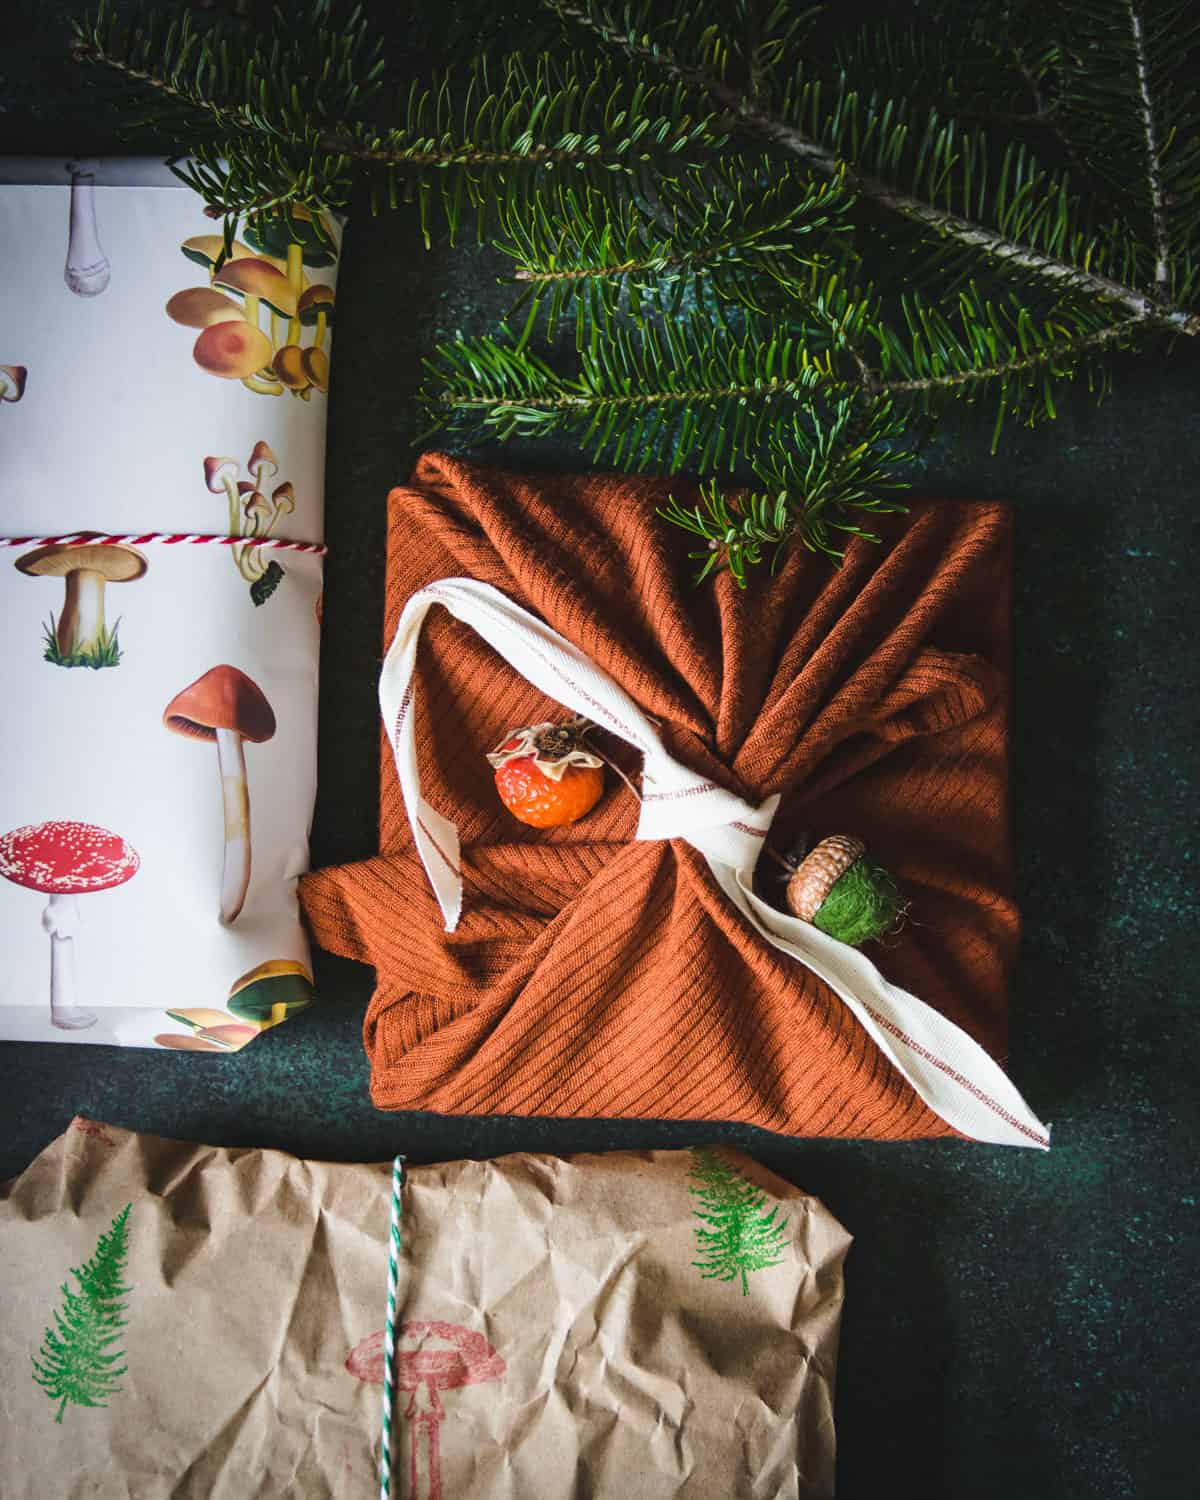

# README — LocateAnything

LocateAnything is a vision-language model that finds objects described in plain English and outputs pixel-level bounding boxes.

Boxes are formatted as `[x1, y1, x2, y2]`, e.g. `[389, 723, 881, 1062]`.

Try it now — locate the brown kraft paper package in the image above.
[0, 1118, 852, 1499]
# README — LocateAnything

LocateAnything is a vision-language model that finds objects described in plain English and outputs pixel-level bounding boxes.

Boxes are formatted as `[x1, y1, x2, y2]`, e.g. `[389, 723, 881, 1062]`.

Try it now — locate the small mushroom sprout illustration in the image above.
[0, 821, 140, 1030]
[166, 207, 337, 398]
[1, 364, 27, 404]
[64, 165, 110, 297]
[345, 1323, 506, 1500]
[15, 542, 147, 669]
[163, 665, 276, 923]
[203, 440, 298, 604]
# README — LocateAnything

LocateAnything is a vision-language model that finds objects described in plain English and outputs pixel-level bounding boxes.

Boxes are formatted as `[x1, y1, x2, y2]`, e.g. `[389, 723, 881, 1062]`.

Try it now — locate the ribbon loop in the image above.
[378, 576, 1050, 1150]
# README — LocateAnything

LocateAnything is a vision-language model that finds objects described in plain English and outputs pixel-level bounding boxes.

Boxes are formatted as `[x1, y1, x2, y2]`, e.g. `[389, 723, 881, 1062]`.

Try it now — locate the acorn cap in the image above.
[166, 287, 243, 329]
[297, 284, 335, 323]
[0, 820, 140, 894]
[226, 957, 314, 1021]
[212, 257, 298, 317]
[786, 835, 866, 922]
[163, 664, 276, 743]
[192, 321, 273, 379]
[15, 542, 147, 582]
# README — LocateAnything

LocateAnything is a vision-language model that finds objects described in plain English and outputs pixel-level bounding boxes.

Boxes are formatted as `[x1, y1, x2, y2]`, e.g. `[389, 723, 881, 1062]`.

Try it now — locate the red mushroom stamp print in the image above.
[346, 1323, 505, 1500]
[14, 542, 146, 669]
[162, 666, 276, 923]
[0, 365, 27, 404]
[203, 441, 297, 604]
[165, 206, 336, 399]
[0, 821, 139, 1029]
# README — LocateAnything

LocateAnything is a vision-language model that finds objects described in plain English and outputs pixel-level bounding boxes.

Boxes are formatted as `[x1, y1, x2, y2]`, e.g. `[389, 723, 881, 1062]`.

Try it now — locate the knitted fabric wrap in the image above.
[300, 453, 1017, 1140]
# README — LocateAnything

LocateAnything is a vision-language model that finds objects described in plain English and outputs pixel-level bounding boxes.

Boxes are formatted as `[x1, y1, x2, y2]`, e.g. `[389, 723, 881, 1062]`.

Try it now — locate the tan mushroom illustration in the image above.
[1, 365, 27, 404]
[15, 542, 147, 669]
[203, 440, 298, 604]
[64, 165, 110, 297]
[166, 209, 336, 398]
[163, 665, 276, 923]
[0, 821, 140, 1029]
[345, 1322, 506, 1500]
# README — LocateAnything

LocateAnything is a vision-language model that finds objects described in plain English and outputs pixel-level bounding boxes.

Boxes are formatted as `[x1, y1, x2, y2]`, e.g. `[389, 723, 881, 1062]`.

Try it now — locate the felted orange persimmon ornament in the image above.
[487, 719, 605, 828]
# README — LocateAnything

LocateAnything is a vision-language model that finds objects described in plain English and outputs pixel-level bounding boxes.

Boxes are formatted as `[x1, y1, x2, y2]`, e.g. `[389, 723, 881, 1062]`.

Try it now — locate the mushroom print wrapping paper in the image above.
[0, 160, 337, 1048]
[0, 1119, 851, 1500]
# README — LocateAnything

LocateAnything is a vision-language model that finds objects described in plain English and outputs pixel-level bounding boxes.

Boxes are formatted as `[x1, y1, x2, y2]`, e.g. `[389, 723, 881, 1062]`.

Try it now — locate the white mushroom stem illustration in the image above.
[42, 894, 94, 1029]
[163, 666, 277, 923]
[64, 167, 111, 297]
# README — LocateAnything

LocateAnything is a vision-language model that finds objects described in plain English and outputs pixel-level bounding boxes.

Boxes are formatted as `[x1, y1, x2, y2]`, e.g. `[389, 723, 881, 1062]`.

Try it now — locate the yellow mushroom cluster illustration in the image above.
[165, 205, 336, 399]
[205, 440, 297, 605]
[15, 541, 147, 669]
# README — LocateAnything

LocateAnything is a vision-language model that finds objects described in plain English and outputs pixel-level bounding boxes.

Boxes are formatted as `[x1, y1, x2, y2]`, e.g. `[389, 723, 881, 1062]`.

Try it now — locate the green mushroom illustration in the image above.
[16, 542, 146, 669]
[226, 958, 314, 1029]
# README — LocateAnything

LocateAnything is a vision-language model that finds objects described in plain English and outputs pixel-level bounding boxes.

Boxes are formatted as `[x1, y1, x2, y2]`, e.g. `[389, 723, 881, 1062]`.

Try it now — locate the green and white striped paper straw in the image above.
[380, 1154, 406, 1500]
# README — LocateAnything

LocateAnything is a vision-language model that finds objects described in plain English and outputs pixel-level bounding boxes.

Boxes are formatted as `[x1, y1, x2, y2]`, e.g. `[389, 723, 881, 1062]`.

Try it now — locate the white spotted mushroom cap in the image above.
[0, 820, 140, 894]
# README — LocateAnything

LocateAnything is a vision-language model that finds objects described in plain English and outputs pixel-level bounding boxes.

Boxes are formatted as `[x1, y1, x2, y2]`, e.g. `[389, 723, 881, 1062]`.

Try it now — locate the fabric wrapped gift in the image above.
[0, 159, 338, 1050]
[0, 1118, 851, 1500]
[301, 454, 1049, 1146]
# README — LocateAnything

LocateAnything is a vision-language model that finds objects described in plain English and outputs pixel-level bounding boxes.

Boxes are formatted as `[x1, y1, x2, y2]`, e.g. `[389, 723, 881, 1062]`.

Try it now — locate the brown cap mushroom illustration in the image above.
[166, 287, 244, 329]
[192, 320, 274, 381]
[345, 1322, 505, 1500]
[163, 665, 276, 923]
[15, 542, 147, 668]
[0, 364, 27, 403]
[0, 821, 139, 1029]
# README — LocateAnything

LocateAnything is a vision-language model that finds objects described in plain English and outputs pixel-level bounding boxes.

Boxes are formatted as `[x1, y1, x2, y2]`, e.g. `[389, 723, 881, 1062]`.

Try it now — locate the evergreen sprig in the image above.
[73, 0, 1200, 583]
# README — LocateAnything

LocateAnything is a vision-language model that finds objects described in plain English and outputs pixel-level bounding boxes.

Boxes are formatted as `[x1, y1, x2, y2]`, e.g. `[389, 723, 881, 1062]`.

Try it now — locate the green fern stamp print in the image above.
[688, 1149, 786, 1296]
[32, 1204, 132, 1422]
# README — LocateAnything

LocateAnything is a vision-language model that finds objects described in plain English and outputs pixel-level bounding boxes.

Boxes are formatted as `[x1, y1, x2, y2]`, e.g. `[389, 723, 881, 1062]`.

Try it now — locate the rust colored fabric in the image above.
[300, 453, 1017, 1140]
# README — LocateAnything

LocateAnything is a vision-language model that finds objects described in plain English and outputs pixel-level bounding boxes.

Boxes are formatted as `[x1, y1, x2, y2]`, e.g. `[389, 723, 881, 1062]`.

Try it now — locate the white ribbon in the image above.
[379, 577, 1050, 1150]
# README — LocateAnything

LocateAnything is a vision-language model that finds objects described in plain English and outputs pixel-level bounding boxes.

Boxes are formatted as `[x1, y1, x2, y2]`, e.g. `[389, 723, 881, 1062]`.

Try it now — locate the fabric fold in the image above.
[302, 453, 1037, 1143]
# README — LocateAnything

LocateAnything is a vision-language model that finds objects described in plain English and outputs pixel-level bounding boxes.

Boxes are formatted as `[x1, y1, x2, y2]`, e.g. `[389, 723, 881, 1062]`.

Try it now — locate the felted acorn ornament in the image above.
[785, 834, 900, 948]
[487, 719, 605, 828]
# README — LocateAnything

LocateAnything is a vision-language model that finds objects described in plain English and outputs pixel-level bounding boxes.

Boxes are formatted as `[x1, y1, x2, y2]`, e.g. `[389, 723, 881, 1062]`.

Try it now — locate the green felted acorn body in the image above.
[785, 834, 899, 947]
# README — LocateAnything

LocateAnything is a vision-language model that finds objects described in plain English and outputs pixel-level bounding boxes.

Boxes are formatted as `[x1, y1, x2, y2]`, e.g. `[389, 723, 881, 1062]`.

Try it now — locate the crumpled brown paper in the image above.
[0, 1118, 851, 1499]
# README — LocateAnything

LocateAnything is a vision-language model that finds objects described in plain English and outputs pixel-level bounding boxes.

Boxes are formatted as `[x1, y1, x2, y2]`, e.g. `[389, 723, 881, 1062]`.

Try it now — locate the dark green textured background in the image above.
[1, 5, 1197, 1497]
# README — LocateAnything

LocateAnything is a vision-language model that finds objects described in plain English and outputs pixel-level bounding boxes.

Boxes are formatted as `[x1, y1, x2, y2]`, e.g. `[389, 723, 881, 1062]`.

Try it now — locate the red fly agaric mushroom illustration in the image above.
[64, 165, 110, 297]
[345, 1323, 506, 1500]
[15, 542, 147, 669]
[163, 665, 276, 923]
[0, 821, 139, 1029]
[1, 365, 27, 403]
[203, 441, 297, 604]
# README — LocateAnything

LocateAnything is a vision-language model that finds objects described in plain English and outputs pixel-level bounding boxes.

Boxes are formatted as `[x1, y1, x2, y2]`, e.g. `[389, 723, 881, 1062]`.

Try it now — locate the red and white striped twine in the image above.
[0, 531, 327, 555]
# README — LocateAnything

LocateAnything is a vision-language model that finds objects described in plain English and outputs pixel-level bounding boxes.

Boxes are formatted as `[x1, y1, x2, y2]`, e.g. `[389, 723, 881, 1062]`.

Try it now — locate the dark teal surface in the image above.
[1, 5, 1197, 1497]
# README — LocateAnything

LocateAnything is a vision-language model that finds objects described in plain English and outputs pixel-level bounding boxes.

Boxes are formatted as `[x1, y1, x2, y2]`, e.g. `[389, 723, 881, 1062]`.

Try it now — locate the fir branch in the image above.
[543, 0, 1200, 333]
[1126, 0, 1172, 292]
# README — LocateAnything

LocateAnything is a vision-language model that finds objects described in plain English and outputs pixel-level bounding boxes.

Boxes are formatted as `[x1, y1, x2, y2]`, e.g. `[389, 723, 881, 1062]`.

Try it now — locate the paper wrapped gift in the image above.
[0, 159, 337, 1050]
[0, 1118, 851, 1499]
[300, 454, 1048, 1146]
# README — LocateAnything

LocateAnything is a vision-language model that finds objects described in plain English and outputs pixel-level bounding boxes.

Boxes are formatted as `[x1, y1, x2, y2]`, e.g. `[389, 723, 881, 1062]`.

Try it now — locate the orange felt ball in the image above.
[494, 756, 604, 828]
